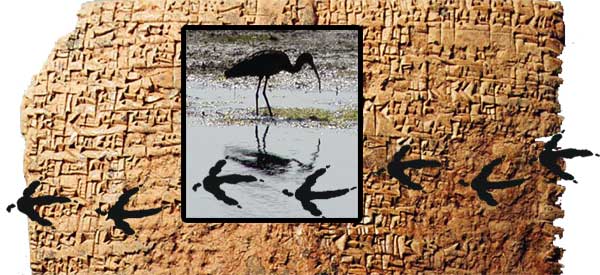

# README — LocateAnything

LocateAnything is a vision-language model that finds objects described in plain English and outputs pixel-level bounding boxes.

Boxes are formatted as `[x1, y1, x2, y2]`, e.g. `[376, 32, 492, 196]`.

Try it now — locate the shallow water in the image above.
[186, 82, 357, 111]
[185, 124, 359, 219]
[186, 81, 359, 128]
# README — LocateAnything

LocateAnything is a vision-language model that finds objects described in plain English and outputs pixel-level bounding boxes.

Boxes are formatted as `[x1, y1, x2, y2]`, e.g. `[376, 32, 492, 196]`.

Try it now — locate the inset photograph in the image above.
[182, 26, 362, 222]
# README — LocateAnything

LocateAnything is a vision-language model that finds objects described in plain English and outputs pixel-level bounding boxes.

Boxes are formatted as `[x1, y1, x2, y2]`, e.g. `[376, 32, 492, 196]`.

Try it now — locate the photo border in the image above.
[181, 24, 363, 223]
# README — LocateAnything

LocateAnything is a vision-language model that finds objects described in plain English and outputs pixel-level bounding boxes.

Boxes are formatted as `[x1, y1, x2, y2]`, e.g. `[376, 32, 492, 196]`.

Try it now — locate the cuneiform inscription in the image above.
[20, 0, 566, 274]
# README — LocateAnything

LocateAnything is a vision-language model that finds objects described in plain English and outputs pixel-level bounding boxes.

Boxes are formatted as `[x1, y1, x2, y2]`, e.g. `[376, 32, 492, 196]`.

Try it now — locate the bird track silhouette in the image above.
[95, 187, 162, 235]
[538, 131, 596, 183]
[6, 180, 71, 227]
[193, 159, 260, 208]
[387, 145, 442, 190]
[282, 165, 357, 216]
[459, 157, 526, 206]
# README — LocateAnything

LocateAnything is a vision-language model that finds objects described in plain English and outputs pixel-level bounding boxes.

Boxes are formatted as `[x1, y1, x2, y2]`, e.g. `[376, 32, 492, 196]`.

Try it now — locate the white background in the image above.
[0, 1, 596, 274]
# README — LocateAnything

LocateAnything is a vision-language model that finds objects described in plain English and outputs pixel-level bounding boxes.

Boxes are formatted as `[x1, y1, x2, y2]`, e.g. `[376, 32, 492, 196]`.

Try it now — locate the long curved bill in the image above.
[309, 61, 321, 93]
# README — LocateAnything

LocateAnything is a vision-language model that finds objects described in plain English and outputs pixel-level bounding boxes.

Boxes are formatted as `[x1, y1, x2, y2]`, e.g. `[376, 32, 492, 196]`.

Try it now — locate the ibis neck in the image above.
[286, 60, 307, 73]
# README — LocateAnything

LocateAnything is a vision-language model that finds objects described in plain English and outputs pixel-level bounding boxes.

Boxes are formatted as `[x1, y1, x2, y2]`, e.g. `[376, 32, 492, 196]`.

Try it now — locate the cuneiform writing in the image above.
[20, 0, 569, 274]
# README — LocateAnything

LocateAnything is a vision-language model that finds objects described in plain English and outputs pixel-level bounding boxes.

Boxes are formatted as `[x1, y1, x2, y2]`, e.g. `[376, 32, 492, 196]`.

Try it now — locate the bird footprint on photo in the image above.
[194, 158, 259, 208]
[282, 165, 357, 217]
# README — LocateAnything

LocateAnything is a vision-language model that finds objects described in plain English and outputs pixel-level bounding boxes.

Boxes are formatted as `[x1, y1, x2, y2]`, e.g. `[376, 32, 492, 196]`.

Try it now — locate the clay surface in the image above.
[20, 0, 565, 274]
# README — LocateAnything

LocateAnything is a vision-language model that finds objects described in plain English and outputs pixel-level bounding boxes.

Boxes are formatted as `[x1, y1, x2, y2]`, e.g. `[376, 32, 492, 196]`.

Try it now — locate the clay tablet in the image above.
[20, 0, 565, 274]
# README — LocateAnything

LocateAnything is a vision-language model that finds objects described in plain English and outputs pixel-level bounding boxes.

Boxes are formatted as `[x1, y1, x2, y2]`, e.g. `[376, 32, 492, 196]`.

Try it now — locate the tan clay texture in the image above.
[20, 0, 565, 274]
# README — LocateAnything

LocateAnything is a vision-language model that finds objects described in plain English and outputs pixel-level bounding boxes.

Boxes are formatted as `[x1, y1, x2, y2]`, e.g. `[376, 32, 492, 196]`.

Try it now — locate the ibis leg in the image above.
[262, 124, 269, 151]
[255, 124, 261, 153]
[255, 77, 262, 116]
[262, 76, 273, 116]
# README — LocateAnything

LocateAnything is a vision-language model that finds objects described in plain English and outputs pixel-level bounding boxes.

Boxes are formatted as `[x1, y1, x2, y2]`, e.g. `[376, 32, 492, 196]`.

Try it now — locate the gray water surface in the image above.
[185, 124, 359, 219]
[185, 82, 359, 128]
[186, 84, 357, 111]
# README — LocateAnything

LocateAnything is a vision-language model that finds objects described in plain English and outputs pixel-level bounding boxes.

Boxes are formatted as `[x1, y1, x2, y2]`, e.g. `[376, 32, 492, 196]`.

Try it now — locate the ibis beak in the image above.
[309, 61, 321, 93]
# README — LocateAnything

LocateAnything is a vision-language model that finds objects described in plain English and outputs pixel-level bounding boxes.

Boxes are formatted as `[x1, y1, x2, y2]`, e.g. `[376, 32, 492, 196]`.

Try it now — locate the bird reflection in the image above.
[225, 124, 320, 176]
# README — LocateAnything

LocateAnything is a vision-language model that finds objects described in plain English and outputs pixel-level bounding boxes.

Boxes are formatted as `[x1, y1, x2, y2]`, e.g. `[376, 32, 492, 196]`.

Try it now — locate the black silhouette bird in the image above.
[387, 145, 442, 190]
[95, 187, 162, 235]
[6, 180, 71, 227]
[224, 50, 322, 116]
[459, 157, 526, 206]
[282, 165, 357, 216]
[226, 124, 320, 175]
[193, 159, 259, 208]
[539, 132, 594, 183]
